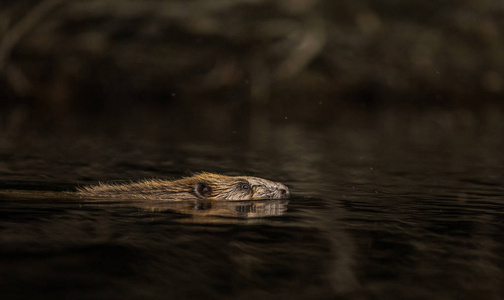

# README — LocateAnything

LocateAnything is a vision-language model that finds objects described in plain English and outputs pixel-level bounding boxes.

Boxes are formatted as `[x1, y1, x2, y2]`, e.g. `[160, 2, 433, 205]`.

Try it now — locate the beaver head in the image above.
[191, 173, 290, 201]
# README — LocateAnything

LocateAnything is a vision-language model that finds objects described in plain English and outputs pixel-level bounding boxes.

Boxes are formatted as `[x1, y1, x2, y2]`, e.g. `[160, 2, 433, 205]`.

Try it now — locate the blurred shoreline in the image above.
[1, 0, 503, 116]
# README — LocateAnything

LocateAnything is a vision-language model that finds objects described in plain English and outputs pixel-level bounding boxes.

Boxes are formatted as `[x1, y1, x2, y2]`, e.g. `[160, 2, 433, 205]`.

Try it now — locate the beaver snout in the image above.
[276, 184, 290, 199]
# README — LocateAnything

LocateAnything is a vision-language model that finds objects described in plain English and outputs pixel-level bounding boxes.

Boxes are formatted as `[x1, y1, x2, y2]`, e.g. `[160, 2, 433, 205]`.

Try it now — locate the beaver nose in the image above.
[279, 188, 289, 198]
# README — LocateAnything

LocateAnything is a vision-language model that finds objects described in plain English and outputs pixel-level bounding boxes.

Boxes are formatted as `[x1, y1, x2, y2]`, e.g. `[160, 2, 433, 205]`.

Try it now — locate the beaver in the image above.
[77, 172, 290, 201]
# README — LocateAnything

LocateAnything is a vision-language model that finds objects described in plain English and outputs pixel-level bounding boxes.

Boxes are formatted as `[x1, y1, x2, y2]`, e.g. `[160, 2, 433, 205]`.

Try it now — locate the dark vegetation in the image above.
[0, 0, 503, 133]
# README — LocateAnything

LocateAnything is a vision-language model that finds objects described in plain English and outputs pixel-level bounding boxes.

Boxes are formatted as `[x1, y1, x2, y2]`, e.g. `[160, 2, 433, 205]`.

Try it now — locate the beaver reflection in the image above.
[0, 190, 289, 223]
[136, 199, 289, 221]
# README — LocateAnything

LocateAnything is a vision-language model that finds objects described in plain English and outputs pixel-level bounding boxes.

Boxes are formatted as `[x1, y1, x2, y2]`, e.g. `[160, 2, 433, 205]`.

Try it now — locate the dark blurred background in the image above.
[1, 3, 504, 299]
[0, 0, 503, 140]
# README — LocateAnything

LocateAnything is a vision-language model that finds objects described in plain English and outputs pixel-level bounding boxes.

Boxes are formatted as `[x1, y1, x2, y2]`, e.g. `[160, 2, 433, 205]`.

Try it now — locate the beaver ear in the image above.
[194, 181, 212, 198]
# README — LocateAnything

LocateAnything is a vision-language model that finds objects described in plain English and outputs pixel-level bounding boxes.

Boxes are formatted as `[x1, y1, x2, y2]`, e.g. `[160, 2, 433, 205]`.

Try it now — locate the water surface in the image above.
[1, 109, 503, 299]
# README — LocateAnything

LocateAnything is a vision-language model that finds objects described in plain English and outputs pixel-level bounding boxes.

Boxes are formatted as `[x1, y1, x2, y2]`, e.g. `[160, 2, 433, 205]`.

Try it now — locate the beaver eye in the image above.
[241, 183, 250, 190]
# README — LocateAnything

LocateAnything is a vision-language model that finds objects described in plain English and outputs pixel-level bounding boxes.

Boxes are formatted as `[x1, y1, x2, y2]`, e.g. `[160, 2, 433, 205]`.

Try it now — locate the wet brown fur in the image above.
[77, 172, 289, 201]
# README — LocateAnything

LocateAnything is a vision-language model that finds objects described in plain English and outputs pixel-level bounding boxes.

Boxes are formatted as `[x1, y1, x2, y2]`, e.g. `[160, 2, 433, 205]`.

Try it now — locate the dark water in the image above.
[1, 109, 503, 300]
